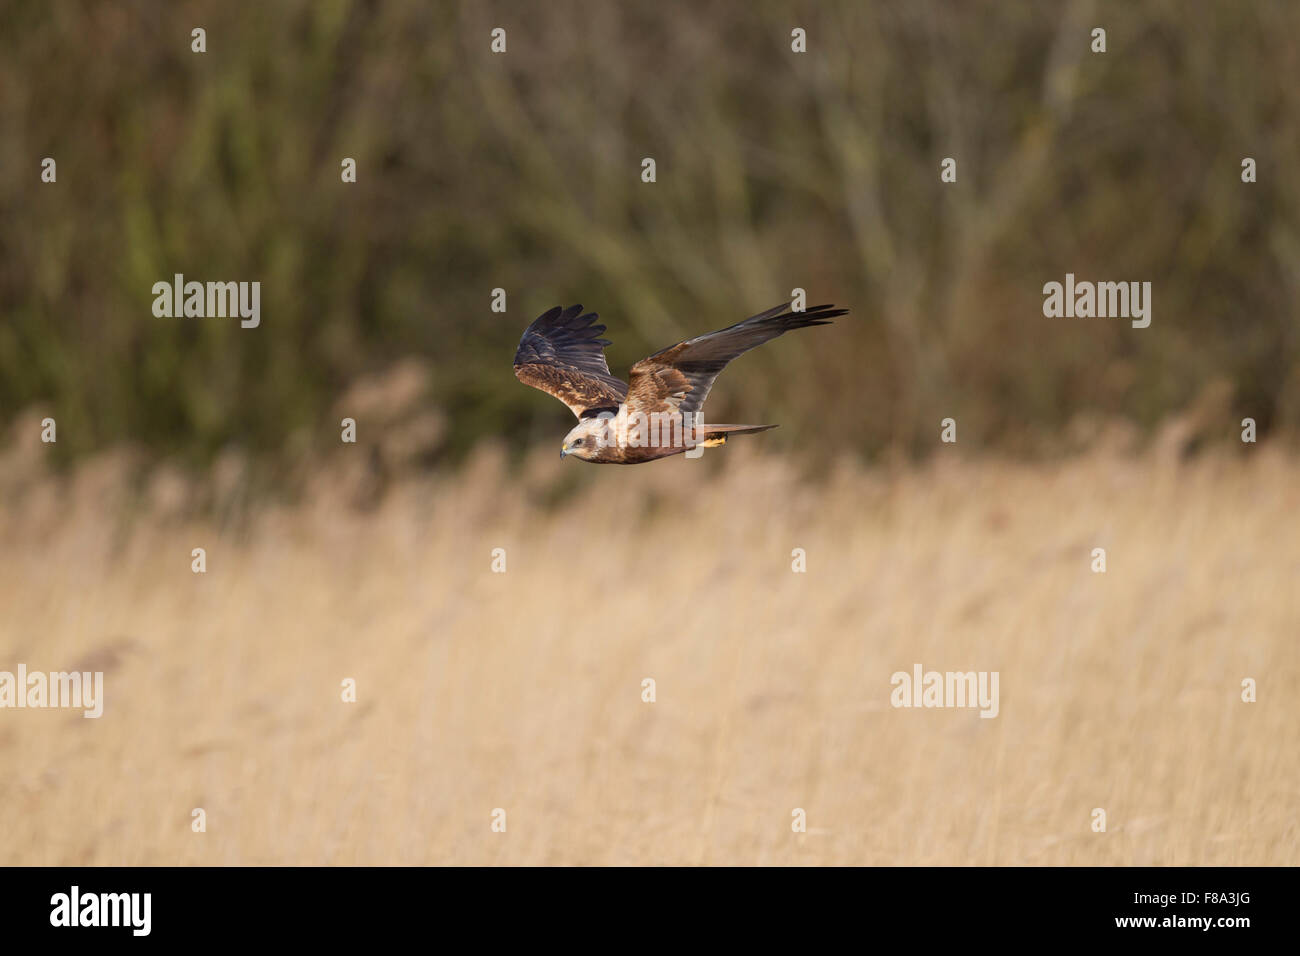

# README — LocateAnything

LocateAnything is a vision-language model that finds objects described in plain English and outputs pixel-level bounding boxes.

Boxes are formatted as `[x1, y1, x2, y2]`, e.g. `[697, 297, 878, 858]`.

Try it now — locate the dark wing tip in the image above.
[535, 305, 564, 325]
[774, 304, 847, 330]
[525, 304, 606, 333]
[797, 304, 849, 319]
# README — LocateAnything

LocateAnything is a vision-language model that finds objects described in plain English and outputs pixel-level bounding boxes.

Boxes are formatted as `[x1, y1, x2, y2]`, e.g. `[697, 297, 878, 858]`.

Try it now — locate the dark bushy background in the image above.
[3, 0, 1297, 470]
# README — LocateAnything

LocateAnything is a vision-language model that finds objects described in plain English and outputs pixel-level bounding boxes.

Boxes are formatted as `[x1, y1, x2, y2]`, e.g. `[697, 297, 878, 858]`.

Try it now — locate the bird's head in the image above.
[560, 417, 612, 462]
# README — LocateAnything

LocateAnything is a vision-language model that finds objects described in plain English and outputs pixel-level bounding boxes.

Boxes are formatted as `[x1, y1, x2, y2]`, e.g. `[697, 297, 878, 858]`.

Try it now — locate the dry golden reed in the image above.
[1, 441, 1296, 865]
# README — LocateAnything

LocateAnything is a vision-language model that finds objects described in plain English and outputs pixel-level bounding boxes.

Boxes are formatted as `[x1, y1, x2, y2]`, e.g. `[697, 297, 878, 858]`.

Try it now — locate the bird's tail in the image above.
[697, 423, 777, 448]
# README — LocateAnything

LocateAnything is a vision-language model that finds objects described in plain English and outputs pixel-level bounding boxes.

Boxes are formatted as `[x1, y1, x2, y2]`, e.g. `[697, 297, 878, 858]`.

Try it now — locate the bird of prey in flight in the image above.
[513, 300, 847, 464]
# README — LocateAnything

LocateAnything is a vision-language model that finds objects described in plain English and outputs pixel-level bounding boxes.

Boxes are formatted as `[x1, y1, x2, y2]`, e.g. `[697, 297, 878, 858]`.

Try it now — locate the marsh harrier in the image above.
[513, 300, 846, 464]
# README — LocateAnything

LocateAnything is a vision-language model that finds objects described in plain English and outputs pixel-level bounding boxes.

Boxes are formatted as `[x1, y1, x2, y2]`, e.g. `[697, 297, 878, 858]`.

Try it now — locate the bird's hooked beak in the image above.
[560, 444, 570, 459]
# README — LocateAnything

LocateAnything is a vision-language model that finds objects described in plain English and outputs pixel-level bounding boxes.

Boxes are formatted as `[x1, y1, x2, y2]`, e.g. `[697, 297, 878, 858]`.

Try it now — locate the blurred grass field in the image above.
[1, 434, 1295, 865]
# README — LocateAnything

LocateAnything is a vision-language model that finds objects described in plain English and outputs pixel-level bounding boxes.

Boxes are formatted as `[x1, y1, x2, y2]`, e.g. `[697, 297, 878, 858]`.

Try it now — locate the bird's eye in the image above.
[573, 438, 583, 445]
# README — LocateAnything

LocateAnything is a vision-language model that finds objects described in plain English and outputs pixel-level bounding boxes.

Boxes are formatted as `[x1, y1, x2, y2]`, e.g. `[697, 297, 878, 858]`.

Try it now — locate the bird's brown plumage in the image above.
[513, 300, 847, 463]
[512, 305, 627, 419]
[625, 301, 841, 418]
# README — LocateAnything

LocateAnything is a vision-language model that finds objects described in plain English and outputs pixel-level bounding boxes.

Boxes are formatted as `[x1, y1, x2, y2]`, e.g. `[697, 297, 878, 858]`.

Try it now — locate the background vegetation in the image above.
[3, 0, 1299, 472]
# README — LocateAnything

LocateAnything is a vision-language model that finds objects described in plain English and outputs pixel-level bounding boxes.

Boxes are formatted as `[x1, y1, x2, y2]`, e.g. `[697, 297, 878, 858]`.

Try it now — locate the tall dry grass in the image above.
[1, 438, 1296, 865]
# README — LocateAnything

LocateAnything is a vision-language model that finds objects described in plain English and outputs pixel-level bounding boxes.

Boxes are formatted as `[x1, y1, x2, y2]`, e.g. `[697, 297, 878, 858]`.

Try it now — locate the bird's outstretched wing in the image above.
[625, 301, 846, 417]
[514, 305, 629, 419]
